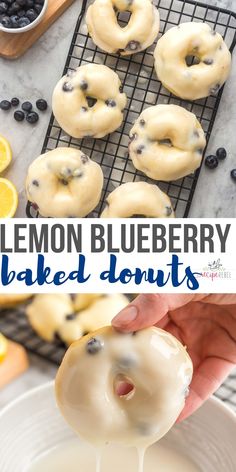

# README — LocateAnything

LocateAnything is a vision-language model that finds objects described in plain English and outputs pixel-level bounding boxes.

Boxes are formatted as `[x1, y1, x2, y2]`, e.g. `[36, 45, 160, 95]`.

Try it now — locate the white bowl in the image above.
[0, 0, 48, 34]
[0, 382, 235, 471]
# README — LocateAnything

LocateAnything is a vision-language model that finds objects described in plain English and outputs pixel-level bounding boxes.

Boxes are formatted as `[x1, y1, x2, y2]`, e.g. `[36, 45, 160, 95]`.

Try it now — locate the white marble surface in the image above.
[0, 0, 235, 217]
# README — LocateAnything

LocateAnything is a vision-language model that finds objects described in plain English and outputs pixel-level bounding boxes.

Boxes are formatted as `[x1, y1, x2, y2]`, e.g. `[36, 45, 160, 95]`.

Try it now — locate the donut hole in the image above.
[158, 138, 173, 147]
[86, 96, 98, 108]
[114, 375, 135, 399]
[185, 55, 201, 67]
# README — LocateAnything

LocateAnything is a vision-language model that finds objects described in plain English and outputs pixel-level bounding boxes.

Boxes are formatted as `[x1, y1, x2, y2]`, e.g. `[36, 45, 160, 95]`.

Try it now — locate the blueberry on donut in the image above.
[129, 105, 206, 182]
[154, 22, 231, 100]
[25, 147, 104, 217]
[52, 64, 127, 139]
[86, 0, 160, 56]
[100, 182, 175, 218]
[55, 326, 193, 447]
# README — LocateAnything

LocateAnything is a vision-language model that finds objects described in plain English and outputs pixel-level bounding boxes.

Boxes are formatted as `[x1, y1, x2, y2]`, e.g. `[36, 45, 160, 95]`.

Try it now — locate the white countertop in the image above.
[0, 0, 236, 218]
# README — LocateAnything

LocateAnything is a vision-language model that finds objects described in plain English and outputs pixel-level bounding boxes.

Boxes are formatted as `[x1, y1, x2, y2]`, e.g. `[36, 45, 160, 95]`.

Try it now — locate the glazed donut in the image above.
[59, 294, 129, 345]
[154, 22, 231, 100]
[26, 148, 103, 218]
[0, 294, 32, 308]
[86, 0, 160, 56]
[101, 182, 175, 218]
[129, 105, 206, 182]
[52, 64, 127, 139]
[56, 326, 193, 447]
[26, 294, 74, 342]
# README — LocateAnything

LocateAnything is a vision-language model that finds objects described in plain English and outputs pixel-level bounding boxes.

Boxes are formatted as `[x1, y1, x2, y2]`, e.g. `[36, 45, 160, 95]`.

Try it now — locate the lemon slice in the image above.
[0, 135, 12, 173]
[0, 333, 8, 363]
[0, 178, 18, 218]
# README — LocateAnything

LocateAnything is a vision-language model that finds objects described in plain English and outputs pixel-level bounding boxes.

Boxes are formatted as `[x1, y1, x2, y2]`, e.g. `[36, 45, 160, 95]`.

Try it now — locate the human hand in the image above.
[112, 294, 236, 421]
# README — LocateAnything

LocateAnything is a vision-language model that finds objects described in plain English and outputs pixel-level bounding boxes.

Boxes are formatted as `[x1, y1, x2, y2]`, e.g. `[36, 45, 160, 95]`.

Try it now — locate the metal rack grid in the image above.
[0, 306, 236, 412]
[26, 0, 236, 219]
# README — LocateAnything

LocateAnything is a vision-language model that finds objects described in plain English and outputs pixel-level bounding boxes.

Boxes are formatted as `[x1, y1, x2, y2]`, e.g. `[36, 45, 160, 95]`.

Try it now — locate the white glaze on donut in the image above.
[26, 294, 74, 342]
[73, 294, 104, 311]
[25, 147, 104, 218]
[59, 294, 129, 345]
[56, 326, 193, 448]
[154, 22, 231, 100]
[86, 0, 160, 56]
[101, 182, 175, 218]
[52, 64, 127, 139]
[129, 105, 206, 182]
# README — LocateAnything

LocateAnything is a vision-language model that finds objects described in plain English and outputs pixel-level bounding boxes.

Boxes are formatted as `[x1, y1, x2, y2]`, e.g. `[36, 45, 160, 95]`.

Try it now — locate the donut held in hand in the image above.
[52, 64, 127, 139]
[129, 105, 206, 182]
[86, 0, 160, 56]
[26, 147, 103, 218]
[154, 22, 231, 100]
[56, 326, 193, 447]
[101, 182, 175, 218]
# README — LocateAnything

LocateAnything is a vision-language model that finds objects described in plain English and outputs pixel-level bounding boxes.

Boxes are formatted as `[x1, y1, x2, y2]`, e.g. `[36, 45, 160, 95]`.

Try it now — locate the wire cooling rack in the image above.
[26, 0, 236, 219]
[0, 306, 236, 411]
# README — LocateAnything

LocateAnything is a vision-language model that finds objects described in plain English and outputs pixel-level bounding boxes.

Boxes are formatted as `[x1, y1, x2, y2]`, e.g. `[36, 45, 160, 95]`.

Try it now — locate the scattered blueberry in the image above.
[216, 147, 227, 160]
[230, 169, 236, 181]
[0, 100, 11, 110]
[14, 110, 25, 121]
[22, 101, 32, 112]
[11, 97, 19, 106]
[26, 111, 39, 123]
[86, 337, 103, 355]
[36, 98, 47, 111]
[205, 155, 218, 169]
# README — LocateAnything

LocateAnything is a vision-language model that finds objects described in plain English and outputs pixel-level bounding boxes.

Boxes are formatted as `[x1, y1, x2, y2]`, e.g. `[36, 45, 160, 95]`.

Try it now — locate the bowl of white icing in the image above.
[0, 381, 235, 472]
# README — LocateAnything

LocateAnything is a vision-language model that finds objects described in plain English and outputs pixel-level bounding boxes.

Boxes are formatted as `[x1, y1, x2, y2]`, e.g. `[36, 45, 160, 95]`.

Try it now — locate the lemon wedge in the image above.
[0, 135, 12, 173]
[0, 333, 8, 363]
[0, 178, 18, 218]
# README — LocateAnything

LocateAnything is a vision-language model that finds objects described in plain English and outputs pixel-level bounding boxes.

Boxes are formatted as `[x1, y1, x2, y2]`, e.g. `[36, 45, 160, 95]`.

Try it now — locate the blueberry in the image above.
[18, 9, 27, 17]
[105, 99, 116, 107]
[62, 82, 73, 92]
[36, 98, 47, 111]
[119, 85, 123, 93]
[25, 8, 37, 22]
[10, 2, 21, 12]
[66, 313, 76, 321]
[32, 179, 39, 186]
[126, 40, 140, 51]
[34, 3, 43, 14]
[216, 147, 227, 160]
[25, 0, 34, 7]
[17, 16, 30, 27]
[14, 110, 25, 121]
[80, 80, 88, 91]
[205, 155, 218, 169]
[140, 119, 146, 126]
[0, 100, 11, 110]
[26, 111, 39, 124]
[129, 133, 137, 142]
[210, 83, 221, 95]
[10, 14, 19, 27]
[36, 0, 44, 3]
[60, 179, 68, 186]
[136, 145, 145, 154]
[11, 97, 19, 106]
[1, 16, 12, 27]
[81, 154, 89, 164]
[0, 2, 7, 14]
[230, 169, 236, 181]
[166, 206, 173, 217]
[22, 101, 32, 112]
[17, 0, 27, 5]
[203, 58, 213, 65]
[81, 106, 88, 112]
[86, 337, 103, 355]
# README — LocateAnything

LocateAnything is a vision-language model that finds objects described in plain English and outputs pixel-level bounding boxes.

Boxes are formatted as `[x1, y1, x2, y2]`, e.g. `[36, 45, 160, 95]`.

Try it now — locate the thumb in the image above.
[112, 294, 207, 332]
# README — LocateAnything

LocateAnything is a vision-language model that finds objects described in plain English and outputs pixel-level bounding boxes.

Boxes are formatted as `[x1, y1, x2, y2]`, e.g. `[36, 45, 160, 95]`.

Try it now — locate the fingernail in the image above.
[113, 306, 138, 327]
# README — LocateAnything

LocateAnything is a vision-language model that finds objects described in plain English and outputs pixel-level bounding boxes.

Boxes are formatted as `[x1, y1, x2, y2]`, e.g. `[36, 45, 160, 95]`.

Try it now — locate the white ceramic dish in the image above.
[0, 382, 235, 472]
[0, 0, 48, 34]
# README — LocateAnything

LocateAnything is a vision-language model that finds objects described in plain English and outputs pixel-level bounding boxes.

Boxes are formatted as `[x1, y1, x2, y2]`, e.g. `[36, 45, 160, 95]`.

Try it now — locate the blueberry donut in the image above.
[52, 64, 127, 139]
[101, 182, 174, 218]
[26, 294, 74, 342]
[86, 0, 160, 56]
[129, 105, 206, 182]
[59, 294, 129, 345]
[56, 326, 193, 447]
[25, 147, 103, 218]
[154, 22, 231, 100]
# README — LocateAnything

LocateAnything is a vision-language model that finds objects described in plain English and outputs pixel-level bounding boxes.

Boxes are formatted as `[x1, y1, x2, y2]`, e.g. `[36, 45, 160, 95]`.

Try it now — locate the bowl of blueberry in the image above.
[0, 0, 48, 33]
